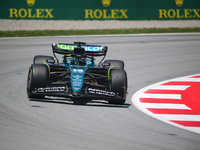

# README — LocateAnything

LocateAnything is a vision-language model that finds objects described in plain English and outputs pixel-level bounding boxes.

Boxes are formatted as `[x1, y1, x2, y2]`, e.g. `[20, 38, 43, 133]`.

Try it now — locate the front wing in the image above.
[30, 87, 124, 100]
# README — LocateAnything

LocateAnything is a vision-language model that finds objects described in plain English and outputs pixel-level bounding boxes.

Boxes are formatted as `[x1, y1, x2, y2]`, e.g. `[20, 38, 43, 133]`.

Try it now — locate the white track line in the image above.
[171, 78, 200, 82]
[1, 33, 200, 40]
[155, 115, 200, 121]
[150, 85, 190, 90]
[140, 103, 191, 109]
[140, 93, 181, 99]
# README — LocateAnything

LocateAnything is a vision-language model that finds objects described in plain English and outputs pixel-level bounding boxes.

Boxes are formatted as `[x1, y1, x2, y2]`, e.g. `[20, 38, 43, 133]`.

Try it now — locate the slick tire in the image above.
[27, 64, 49, 99]
[104, 60, 124, 70]
[108, 69, 127, 104]
[34, 55, 55, 64]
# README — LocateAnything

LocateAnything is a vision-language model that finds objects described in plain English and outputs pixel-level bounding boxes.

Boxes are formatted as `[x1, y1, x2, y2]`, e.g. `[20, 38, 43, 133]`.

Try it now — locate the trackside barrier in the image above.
[0, 0, 199, 20]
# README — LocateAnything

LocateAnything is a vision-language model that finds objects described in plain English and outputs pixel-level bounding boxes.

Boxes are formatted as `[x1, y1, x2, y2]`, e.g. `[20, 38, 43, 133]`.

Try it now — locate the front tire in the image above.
[108, 69, 127, 104]
[34, 55, 54, 64]
[104, 60, 124, 70]
[27, 64, 49, 99]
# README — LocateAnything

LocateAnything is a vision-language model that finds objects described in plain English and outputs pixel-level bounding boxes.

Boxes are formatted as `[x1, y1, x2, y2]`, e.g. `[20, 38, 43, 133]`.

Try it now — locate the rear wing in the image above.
[52, 43, 108, 56]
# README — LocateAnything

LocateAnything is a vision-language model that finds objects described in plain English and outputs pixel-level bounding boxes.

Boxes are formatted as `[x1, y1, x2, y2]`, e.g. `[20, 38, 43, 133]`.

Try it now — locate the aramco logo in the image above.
[101, 0, 111, 7]
[26, 0, 36, 6]
[175, 0, 184, 7]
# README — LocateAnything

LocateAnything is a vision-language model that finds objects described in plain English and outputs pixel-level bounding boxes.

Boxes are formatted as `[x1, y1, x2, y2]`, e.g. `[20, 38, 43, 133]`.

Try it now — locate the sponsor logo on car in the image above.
[82, 46, 102, 52]
[58, 44, 102, 52]
[37, 87, 65, 93]
[73, 83, 81, 86]
[88, 88, 115, 96]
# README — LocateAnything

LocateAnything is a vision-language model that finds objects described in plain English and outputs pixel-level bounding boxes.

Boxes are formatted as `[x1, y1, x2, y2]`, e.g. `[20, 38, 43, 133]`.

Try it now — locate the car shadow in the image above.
[29, 97, 131, 108]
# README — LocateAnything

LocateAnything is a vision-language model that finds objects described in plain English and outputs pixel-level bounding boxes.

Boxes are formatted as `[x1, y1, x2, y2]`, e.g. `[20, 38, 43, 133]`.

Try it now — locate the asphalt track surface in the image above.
[0, 33, 200, 150]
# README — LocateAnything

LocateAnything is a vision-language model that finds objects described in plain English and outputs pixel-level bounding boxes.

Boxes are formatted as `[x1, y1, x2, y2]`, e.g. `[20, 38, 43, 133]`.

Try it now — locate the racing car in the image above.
[27, 42, 127, 104]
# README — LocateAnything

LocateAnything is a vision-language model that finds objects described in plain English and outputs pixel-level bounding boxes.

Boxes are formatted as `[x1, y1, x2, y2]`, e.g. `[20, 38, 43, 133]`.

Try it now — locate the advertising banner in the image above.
[0, 0, 199, 20]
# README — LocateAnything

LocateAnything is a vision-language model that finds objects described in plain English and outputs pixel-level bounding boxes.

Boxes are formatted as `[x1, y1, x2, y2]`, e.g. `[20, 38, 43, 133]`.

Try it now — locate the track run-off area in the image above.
[0, 33, 200, 150]
[132, 74, 200, 134]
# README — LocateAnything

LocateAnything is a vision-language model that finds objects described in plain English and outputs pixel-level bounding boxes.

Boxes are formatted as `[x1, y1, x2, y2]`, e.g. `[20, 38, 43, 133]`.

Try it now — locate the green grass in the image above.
[0, 27, 200, 37]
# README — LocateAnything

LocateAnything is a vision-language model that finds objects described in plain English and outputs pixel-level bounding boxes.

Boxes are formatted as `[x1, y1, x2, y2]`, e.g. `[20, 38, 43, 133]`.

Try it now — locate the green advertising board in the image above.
[0, 0, 199, 20]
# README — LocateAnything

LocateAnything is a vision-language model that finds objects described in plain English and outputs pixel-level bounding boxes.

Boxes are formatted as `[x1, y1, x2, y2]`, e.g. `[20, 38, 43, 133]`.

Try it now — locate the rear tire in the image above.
[104, 60, 124, 70]
[27, 64, 49, 99]
[34, 55, 54, 64]
[108, 69, 127, 104]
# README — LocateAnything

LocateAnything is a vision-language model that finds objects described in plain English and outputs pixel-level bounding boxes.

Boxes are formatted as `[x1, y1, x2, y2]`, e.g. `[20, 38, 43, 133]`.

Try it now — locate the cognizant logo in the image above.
[159, 0, 200, 19]
[9, 0, 54, 19]
[85, 0, 128, 19]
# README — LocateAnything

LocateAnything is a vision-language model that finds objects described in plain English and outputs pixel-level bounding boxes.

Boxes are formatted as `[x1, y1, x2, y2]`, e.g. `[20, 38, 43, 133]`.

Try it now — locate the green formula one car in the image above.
[27, 42, 127, 104]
